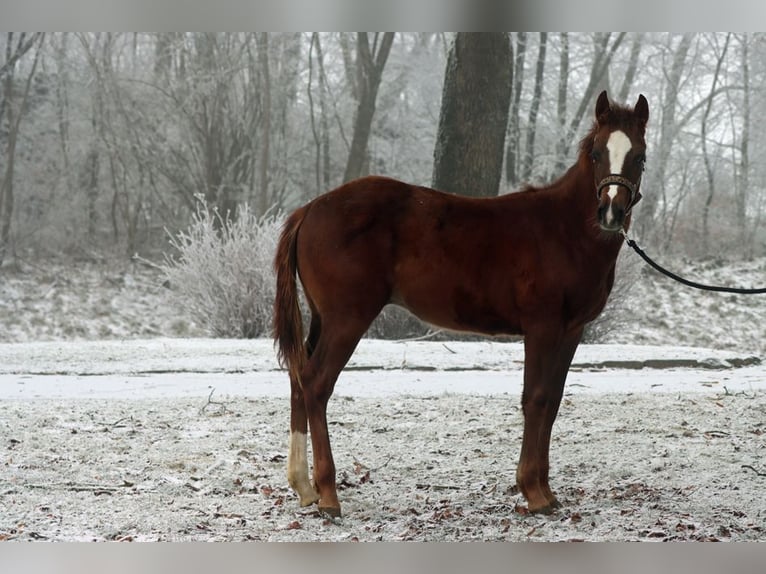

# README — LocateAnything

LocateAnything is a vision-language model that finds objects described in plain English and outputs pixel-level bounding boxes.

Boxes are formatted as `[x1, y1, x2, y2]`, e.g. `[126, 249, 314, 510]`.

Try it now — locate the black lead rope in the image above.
[621, 231, 766, 295]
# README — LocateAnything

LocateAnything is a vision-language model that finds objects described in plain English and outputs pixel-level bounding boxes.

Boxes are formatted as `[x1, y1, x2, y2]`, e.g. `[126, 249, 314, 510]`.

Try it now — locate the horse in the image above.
[273, 90, 649, 517]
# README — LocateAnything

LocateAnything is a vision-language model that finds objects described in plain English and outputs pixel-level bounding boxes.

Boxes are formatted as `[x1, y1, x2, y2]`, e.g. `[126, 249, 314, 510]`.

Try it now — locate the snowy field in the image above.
[1, 257, 765, 541]
[1, 338, 765, 542]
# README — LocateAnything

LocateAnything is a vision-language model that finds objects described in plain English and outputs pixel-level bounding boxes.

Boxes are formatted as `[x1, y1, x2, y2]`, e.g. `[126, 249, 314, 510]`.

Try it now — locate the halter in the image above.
[596, 173, 642, 212]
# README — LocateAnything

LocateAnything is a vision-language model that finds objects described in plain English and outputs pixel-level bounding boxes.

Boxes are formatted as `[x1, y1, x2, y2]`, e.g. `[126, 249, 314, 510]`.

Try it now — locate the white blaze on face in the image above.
[604, 130, 632, 225]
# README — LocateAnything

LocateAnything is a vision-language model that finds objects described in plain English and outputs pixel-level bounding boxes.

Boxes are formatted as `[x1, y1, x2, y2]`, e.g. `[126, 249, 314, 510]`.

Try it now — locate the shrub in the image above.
[582, 249, 641, 343]
[161, 202, 280, 339]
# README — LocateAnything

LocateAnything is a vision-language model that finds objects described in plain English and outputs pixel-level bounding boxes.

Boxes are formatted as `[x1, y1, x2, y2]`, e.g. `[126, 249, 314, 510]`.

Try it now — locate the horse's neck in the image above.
[560, 159, 625, 261]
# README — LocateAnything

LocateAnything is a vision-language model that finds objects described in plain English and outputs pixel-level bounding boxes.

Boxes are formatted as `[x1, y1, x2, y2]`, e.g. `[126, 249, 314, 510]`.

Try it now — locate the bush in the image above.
[161, 202, 281, 339]
[582, 249, 641, 343]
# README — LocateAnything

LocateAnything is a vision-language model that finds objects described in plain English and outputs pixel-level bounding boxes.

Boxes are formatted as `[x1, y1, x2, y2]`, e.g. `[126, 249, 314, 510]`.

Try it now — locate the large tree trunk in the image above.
[342, 32, 395, 182]
[432, 33, 512, 198]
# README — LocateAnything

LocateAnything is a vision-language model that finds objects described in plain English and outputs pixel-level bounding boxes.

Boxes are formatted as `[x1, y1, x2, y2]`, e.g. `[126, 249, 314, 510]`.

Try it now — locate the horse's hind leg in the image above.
[301, 315, 372, 518]
[287, 314, 321, 507]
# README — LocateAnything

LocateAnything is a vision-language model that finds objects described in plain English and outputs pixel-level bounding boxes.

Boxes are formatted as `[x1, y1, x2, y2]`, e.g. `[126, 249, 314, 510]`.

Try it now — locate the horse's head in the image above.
[589, 90, 649, 232]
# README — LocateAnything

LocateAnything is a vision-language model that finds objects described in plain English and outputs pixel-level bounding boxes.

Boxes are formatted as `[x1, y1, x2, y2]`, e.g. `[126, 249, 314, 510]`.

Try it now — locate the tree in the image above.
[256, 33, 271, 216]
[0, 32, 44, 265]
[701, 33, 731, 251]
[432, 33, 512, 197]
[520, 32, 547, 183]
[307, 32, 332, 196]
[735, 34, 751, 251]
[617, 34, 643, 102]
[638, 33, 693, 243]
[556, 33, 626, 166]
[553, 33, 569, 175]
[342, 32, 395, 182]
[505, 32, 527, 187]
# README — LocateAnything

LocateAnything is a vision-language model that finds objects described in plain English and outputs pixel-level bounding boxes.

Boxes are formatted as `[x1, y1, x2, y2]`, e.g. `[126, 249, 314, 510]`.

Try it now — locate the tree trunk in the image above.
[554, 33, 570, 174]
[81, 146, 100, 240]
[736, 34, 750, 251]
[618, 34, 643, 102]
[505, 33, 526, 188]
[343, 32, 395, 183]
[639, 33, 693, 242]
[316, 36, 331, 190]
[0, 32, 44, 266]
[432, 33, 512, 197]
[308, 33, 332, 196]
[338, 33, 358, 101]
[701, 33, 731, 252]
[521, 33, 547, 183]
[561, 33, 626, 160]
[257, 32, 271, 216]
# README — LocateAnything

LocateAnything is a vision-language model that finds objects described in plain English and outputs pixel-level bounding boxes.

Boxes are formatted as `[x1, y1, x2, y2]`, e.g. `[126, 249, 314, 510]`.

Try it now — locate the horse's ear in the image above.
[595, 90, 611, 123]
[634, 94, 649, 126]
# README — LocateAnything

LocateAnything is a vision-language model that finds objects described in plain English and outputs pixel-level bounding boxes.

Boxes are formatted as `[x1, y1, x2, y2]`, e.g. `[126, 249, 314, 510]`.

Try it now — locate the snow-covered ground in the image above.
[1, 256, 765, 541]
[0, 338, 763, 400]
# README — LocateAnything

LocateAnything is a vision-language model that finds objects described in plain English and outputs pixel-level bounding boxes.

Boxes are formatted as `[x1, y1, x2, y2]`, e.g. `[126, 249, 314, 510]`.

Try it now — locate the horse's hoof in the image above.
[318, 505, 342, 519]
[299, 493, 320, 507]
[528, 499, 560, 515]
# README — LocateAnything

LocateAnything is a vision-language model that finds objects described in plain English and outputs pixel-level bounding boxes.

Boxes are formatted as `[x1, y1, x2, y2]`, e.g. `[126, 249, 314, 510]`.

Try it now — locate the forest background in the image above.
[1, 32, 764, 341]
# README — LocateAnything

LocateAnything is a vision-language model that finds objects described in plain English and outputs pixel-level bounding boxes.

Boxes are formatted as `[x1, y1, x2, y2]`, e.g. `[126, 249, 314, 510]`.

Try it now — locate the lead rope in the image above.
[620, 230, 766, 295]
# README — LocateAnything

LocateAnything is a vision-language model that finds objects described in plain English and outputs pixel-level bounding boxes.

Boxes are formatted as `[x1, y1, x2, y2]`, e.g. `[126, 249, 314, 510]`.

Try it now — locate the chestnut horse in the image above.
[274, 90, 649, 517]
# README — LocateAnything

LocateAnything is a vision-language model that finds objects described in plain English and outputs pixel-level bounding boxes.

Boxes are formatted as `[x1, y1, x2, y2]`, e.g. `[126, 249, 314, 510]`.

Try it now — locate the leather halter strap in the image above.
[596, 173, 642, 211]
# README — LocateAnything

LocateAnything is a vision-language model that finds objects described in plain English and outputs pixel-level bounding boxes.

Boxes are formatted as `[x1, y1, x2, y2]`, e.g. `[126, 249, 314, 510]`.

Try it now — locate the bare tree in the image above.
[520, 33, 547, 183]
[505, 32, 527, 188]
[256, 33, 271, 216]
[560, 33, 626, 162]
[735, 34, 750, 250]
[638, 33, 693, 243]
[617, 34, 643, 102]
[343, 32, 395, 182]
[701, 33, 731, 251]
[308, 33, 332, 196]
[0, 32, 44, 265]
[554, 33, 569, 175]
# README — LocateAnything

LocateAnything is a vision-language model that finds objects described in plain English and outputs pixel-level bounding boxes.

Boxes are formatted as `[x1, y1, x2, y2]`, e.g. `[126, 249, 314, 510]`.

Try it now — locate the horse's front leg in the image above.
[516, 326, 583, 513]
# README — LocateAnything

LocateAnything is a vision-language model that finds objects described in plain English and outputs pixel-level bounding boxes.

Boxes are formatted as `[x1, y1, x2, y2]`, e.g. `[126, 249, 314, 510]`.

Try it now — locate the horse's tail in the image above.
[273, 206, 309, 385]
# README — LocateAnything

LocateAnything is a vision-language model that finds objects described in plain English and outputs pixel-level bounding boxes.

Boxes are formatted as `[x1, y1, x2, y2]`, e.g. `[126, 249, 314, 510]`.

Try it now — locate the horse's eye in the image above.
[590, 150, 601, 163]
[635, 153, 646, 166]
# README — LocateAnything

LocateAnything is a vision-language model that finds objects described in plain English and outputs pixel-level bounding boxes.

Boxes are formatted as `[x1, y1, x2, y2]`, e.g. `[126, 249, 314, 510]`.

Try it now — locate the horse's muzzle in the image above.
[597, 202, 626, 232]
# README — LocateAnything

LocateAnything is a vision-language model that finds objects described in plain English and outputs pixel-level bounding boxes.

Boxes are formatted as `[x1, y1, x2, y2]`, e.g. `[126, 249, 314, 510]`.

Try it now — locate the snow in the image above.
[2, 338, 765, 541]
[0, 339, 763, 400]
[1, 257, 765, 541]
